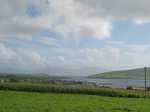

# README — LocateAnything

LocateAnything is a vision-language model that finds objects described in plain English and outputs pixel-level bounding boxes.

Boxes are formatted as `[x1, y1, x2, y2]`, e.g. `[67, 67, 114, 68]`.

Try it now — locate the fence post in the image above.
[144, 67, 147, 97]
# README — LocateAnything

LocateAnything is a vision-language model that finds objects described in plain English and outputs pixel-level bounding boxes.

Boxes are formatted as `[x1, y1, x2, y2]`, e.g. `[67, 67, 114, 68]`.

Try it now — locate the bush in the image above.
[147, 87, 150, 91]
[0, 83, 146, 98]
[126, 86, 133, 90]
[9, 78, 18, 83]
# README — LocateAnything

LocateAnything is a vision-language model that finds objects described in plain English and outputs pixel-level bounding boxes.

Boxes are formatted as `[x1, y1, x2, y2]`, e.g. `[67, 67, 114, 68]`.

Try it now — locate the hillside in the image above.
[0, 73, 67, 83]
[89, 67, 150, 79]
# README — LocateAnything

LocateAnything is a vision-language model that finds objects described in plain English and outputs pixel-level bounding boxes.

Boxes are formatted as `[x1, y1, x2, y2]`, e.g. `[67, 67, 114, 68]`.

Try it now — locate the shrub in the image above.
[126, 86, 133, 90]
[0, 83, 147, 98]
[147, 87, 150, 91]
[9, 78, 18, 83]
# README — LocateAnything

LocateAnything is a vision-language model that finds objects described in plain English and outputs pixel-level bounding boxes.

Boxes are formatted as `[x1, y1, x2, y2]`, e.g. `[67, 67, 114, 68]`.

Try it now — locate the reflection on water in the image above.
[63, 77, 150, 88]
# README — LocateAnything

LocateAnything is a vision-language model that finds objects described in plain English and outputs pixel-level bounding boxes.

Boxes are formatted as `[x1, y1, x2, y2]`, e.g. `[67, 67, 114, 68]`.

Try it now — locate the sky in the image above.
[1, 0, 150, 76]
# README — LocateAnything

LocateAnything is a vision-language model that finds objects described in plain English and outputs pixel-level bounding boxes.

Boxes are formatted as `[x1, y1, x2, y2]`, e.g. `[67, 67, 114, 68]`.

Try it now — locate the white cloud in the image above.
[78, 0, 150, 19]
[0, 43, 16, 64]
[134, 19, 149, 25]
[107, 41, 150, 52]
[0, 43, 47, 73]
[1, 41, 150, 74]
[1, 0, 150, 74]
[48, 0, 112, 39]
[1, 0, 150, 41]
[16, 48, 46, 68]
[43, 42, 150, 70]
[38, 37, 60, 47]
[0, 0, 49, 41]
[0, 0, 112, 41]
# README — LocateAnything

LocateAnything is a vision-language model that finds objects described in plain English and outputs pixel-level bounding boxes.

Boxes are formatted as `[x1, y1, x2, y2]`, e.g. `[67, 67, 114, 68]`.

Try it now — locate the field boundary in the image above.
[0, 83, 149, 98]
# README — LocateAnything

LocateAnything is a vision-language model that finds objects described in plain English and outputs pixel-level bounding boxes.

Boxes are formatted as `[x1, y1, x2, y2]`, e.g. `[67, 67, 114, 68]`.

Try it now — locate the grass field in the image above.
[1, 90, 150, 112]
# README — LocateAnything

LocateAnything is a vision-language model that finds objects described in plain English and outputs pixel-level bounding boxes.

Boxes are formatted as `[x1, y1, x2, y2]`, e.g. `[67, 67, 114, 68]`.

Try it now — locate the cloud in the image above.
[43, 41, 150, 70]
[1, 0, 150, 41]
[0, 19, 42, 40]
[134, 19, 149, 25]
[38, 36, 61, 47]
[1, 0, 150, 74]
[0, 43, 16, 64]
[107, 41, 150, 52]
[1, 41, 150, 74]
[0, 0, 112, 41]
[0, 0, 49, 41]
[47, 0, 112, 39]
[106, 41, 150, 68]
[1, 0, 150, 42]
[0, 0, 26, 19]
[0, 43, 47, 73]
[78, 0, 150, 19]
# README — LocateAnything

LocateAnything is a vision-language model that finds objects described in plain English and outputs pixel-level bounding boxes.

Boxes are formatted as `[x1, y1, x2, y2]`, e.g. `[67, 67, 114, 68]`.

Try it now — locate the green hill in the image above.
[89, 67, 150, 79]
[0, 73, 66, 83]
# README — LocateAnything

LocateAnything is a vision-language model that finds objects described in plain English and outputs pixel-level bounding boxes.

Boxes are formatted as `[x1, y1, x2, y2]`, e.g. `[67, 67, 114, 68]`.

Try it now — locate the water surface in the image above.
[63, 77, 150, 88]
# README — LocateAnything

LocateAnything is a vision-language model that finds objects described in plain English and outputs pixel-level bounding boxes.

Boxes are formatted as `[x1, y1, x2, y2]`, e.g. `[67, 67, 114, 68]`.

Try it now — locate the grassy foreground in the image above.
[1, 90, 150, 112]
